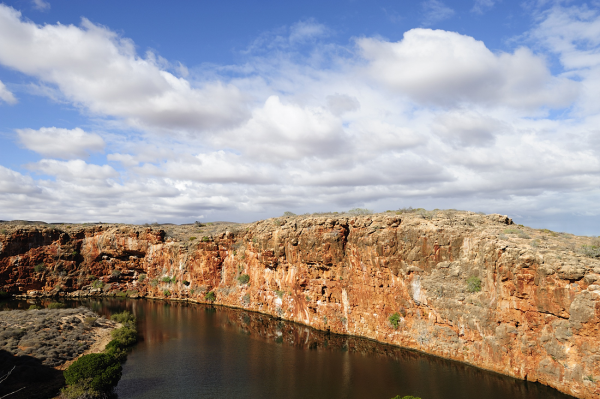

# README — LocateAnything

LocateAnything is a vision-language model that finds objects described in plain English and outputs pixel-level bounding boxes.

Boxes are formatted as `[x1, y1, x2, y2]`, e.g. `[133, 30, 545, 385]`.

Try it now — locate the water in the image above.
[3, 299, 576, 399]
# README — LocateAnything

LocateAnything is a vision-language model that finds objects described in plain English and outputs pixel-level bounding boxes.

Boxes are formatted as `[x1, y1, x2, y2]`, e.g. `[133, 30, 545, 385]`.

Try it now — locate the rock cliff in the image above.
[1, 211, 599, 398]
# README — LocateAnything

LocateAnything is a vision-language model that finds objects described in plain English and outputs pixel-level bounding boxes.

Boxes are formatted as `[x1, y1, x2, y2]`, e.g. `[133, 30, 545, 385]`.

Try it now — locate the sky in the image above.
[0, 0, 600, 234]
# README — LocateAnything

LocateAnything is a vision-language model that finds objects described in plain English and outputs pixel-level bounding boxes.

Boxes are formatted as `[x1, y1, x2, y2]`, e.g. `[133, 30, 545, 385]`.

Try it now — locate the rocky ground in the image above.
[0, 307, 117, 398]
[1, 209, 599, 398]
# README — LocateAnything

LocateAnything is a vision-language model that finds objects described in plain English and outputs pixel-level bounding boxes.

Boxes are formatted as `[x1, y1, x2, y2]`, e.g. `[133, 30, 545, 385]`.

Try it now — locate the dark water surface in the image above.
[4, 299, 576, 399]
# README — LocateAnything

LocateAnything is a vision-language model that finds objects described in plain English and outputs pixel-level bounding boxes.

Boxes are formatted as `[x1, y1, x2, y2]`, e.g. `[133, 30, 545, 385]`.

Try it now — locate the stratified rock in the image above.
[1, 212, 599, 398]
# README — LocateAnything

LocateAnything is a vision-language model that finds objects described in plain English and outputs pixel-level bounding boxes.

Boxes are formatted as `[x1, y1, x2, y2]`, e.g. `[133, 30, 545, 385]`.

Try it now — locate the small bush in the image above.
[389, 312, 401, 329]
[242, 293, 250, 304]
[150, 278, 158, 287]
[34, 263, 46, 273]
[161, 276, 173, 283]
[48, 302, 66, 309]
[138, 273, 147, 282]
[579, 244, 600, 258]
[275, 290, 284, 298]
[63, 353, 122, 392]
[59, 379, 103, 399]
[29, 304, 43, 310]
[111, 326, 137, 347]
[110, 311, 135, 325]
[111, 270, 121, 277]
[237, 274, 250, 284]
[189, 236, 197, 241]
[348, 208, 373, 215]
[205, 291, 216, 302]
[202, 236, 210, 242]
[92, 280, 104, 289]
[183, 280, 190, 286]
[283, 211, 296, 217]
[467, 276, 482, 293]
[163, 290, 171, 296]
[72, 251, 79, 257]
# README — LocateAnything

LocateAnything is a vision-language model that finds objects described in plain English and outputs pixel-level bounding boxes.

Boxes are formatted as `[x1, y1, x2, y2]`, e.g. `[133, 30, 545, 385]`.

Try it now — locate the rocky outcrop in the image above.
[1, 212, 599, 398]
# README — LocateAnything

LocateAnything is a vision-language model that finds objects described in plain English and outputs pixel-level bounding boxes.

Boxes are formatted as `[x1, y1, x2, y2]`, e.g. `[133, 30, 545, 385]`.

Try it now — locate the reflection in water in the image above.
[5, 299, 575, 399]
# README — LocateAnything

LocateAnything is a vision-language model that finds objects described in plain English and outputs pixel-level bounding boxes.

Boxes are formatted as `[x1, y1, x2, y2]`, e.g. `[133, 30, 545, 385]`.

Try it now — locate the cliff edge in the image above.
[1, 210, 599, 398]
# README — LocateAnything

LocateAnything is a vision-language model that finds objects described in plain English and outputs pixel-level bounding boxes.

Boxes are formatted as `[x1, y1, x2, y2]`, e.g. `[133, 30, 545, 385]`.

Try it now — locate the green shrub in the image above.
[111, 270, 121, 277]
[92, 280, 104, 289]
[283, 211, 296, 216]
[183, 280, 190, 286]
[467, 276, 482, 293]
[237, 274, 250, 284]
[111, 326, 137, 347]
[389, 312, 401, 329]
[205, 291, 216, 302]
[116, 291, 126, 298]
[34, 263, 46, 273]
[161, 276, 174, 283]
[28, 304, 42, 310]
[189, 236, 197, 241]
[163, 289, 171, 296]
[202, 236, 210, 242]
[72, 251, 79, 257]
[63, 353, 122, 392]
[138, 273, 147, 282]
[580, 244, 600, 258]
[150, 278, 158, 287]
[275, 290, 284, 298]
[59, 379, 104, 399]
[391, 396, 422, 399]
[110, 310, 135, 325]
[48, 302, 66, 309]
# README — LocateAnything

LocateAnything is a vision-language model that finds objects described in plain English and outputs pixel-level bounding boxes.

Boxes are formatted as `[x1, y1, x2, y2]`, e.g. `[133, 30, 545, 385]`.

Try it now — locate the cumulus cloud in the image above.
[2, 4, 600, 233]
[0, 80, 16, 104]
[358, 28, 579, 108]
[0, 5, 249, 133]
[17, 127, 105, 159]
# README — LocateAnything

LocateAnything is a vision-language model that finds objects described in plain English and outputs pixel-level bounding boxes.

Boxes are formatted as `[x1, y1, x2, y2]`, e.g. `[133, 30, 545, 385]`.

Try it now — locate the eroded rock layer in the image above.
[1, 212, 599, 398]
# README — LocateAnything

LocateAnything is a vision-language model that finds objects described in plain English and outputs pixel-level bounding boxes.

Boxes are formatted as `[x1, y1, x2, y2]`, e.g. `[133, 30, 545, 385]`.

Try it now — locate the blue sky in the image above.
[1, 0, 600, 234]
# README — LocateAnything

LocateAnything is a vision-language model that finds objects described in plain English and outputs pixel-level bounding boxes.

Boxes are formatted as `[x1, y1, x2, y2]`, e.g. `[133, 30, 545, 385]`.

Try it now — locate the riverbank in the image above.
[1, 211, 599, 398]
[0, 307, 117, 399]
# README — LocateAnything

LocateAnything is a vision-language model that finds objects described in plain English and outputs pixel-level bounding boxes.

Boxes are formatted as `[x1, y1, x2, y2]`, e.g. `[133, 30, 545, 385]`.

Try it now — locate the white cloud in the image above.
[0, 5, 249, 133]
[31, 0, 50, 11]
[17, 127, 105, 159]
[358, 28, 579, 108]
[1, 5, 600, 233]
[28, 159, 119, 182]
[471, 0, 496, 14]
[0, 80, 16, 104]
[421, 0, 455, 26]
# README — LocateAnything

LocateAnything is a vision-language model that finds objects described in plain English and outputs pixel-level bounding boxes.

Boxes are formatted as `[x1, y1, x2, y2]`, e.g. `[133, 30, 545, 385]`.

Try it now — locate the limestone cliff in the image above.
[1, 211, 599, 398]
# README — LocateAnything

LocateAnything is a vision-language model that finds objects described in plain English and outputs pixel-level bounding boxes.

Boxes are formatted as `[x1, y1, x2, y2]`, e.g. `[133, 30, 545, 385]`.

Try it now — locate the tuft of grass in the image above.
[138, 274, 146, 282]
[34, 263, 46, 273]
[467, 276, 482, 293]
[275, 290, 284, 299]
[189, 236, 197, 241]
[237, 274, 250, 284]
[111, 270, 121, 277]
[202, 236, 210, 242]
[205, 291, 216, 302]
[389, 313, 401, 329]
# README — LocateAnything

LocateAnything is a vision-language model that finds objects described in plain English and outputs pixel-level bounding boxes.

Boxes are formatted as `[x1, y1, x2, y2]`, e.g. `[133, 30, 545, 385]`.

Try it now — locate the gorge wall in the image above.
[1, 212, 599, 398]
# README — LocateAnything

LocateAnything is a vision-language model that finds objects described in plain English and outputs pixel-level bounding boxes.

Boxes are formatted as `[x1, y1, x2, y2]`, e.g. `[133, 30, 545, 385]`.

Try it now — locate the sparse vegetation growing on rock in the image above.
[205, 291, 216, 302]
[138, 273, 146, 282]
[48, 302, 66, 309]
[237, 274, 250, 284]
[389, 312, 401, 329]
[467, 276, 482, 293]
[348, 208, 373, 215]
[34, 263, 46, 273]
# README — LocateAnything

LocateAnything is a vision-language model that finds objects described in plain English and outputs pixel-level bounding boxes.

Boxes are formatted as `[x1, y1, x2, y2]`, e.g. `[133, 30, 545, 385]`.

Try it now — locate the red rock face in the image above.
[1, 213, 599, 398]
